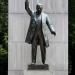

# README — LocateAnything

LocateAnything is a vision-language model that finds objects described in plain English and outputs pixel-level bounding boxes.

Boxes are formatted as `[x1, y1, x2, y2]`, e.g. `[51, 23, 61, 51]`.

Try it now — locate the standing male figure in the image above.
[25, 0, 56, 64]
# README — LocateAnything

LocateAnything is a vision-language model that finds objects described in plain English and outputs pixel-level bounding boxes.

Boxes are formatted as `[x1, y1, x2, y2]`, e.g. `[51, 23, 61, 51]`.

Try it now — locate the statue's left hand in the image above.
[51, 31, 56, 36]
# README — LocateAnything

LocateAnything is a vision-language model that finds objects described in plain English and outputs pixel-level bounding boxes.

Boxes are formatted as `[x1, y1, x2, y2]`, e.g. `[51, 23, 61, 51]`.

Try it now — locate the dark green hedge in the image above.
[0, 0, 8, 75]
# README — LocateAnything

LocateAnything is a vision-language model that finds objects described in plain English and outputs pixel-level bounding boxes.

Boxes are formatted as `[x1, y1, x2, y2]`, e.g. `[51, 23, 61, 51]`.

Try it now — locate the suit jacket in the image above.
[25, 2, 55, 47]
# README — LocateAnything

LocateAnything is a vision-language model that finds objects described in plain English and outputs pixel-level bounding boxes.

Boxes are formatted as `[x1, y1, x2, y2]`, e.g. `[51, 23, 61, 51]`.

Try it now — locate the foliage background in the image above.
[69, 0, 75, 51]
[0, 0, 8, 75]
[69, 0, 75, 74]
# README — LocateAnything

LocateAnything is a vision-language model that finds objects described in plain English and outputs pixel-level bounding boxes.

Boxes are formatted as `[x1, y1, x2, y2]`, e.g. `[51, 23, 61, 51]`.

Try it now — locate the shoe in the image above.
[42, 62, 45, 64]
[31, 62, 35, 65]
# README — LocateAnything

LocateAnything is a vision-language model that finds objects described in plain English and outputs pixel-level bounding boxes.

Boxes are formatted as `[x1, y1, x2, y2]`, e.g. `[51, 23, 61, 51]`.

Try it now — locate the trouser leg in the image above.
[40, 43, 46, 64]
[39, 36, 46, 64]
[32, 38, 37, 63]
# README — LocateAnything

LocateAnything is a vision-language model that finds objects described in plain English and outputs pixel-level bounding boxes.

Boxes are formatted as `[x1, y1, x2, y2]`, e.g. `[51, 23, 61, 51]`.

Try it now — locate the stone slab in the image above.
[8, 14, 68, 42]
[9, 0, 68, 13]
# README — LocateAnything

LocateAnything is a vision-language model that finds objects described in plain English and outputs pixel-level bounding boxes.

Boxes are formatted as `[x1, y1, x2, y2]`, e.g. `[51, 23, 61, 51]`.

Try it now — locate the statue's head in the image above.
[36, 3, 43, 14]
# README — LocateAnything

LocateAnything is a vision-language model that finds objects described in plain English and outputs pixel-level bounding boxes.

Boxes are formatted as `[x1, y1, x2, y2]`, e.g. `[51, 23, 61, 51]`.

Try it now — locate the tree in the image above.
[69, 0, 75, 74]
[0, 0, 8, 75]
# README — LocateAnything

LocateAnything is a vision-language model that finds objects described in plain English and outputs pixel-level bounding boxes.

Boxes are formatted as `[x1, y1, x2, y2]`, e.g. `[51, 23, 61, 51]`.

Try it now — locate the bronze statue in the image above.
[25, 0, 56, 65]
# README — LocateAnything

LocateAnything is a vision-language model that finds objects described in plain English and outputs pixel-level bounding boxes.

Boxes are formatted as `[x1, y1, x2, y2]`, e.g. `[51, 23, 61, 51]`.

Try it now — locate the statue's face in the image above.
[36, 4, 43, 14]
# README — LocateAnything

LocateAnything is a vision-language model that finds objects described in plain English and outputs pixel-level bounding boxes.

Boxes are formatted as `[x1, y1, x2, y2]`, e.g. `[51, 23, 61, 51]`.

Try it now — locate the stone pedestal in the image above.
[24, 70, 54, 75]
[28, 64, 49, 70]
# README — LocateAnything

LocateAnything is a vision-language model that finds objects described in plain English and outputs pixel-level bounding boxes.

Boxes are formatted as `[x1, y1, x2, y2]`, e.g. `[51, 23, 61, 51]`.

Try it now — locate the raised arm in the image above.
[46, 15, 56, 36]
[25, 0, 32, 16]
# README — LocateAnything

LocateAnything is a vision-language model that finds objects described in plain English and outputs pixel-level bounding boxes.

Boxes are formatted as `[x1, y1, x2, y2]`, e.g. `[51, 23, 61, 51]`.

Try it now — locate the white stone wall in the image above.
[8, 0, 68, 75]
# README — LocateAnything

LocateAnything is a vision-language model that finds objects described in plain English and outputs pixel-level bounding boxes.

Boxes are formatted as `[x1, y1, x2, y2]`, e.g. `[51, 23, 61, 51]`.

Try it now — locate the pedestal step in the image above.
[28, 64, 49, 70]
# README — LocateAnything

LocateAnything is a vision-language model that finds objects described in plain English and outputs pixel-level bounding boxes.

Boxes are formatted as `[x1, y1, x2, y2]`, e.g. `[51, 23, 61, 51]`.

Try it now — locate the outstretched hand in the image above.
[25, 0, 29, 7]
[25, 0, 29, 4]
[51, 31, 56, 36]
[25, 0, 28, 2]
